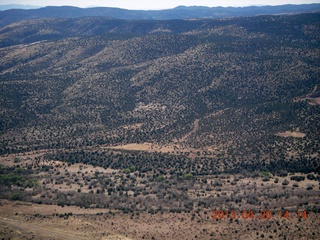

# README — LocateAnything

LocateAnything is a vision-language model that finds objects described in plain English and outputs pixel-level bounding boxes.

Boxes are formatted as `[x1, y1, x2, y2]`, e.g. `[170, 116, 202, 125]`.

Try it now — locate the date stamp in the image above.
[212, 210, 308, 220]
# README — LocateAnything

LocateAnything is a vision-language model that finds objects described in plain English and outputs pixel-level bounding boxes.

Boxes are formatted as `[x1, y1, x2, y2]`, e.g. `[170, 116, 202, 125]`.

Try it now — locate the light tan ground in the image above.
[107, 142, 188, 153]
[275, 131, 306, 138]
[0, 199, 129, 240]
[0, 199, 319, 240]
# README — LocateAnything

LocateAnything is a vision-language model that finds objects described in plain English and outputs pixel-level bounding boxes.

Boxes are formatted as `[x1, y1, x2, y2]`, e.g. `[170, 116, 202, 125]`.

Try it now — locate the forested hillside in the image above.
[1, 13, 319, 174]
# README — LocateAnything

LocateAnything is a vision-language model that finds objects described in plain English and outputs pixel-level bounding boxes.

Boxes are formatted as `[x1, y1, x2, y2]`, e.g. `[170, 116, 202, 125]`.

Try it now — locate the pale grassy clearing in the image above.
[108, 142, 180, 153]
[275, 131, 306, 138]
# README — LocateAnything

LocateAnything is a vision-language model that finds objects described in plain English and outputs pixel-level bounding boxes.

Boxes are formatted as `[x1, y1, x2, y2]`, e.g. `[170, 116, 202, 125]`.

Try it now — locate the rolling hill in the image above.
[0, 11, 320, 239]
[0, 12, 319, 175]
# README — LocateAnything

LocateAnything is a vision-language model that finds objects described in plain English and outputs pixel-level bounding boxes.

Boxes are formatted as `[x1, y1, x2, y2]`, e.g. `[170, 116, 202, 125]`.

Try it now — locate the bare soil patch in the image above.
[108, 142, 187, 153]
[275, 131, 306, 138]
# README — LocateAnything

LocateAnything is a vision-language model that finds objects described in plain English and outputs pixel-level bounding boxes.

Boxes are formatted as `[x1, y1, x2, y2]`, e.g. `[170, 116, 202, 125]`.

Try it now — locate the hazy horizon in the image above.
[1, 0, 320, 10]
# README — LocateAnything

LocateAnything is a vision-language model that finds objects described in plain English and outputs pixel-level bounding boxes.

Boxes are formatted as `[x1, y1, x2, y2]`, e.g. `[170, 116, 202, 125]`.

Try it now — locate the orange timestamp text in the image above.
[212, 210, 307, 220]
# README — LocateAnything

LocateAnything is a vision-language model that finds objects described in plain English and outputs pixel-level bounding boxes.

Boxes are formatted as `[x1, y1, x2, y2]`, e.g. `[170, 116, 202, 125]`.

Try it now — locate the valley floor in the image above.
[0, 199, 319, 240]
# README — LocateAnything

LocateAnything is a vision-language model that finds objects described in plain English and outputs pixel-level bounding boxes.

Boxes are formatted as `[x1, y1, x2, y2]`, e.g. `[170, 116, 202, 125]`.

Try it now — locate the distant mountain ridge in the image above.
[0, 4, 320, 28]
[0, 4, 40, 11]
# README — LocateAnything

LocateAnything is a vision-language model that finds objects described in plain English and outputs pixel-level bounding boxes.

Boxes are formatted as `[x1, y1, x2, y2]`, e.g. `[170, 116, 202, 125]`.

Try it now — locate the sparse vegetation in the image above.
[0, 10, 319, 240]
